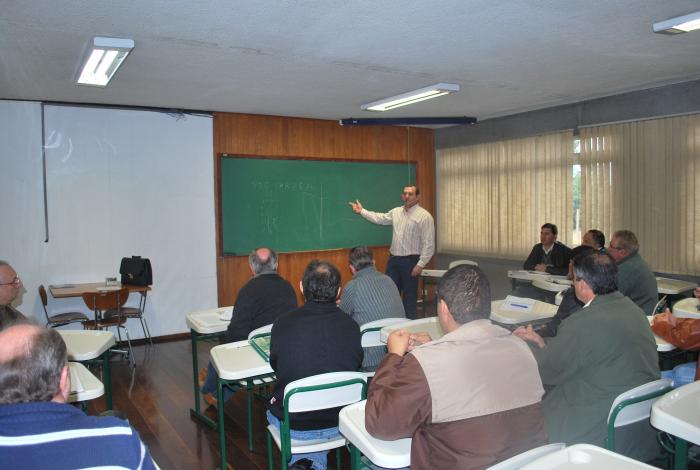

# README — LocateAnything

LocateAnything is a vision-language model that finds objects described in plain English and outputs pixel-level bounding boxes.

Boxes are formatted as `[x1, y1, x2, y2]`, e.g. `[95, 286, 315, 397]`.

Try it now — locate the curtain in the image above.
[580, 114, 700, 275]
[437, 131, 573, 258]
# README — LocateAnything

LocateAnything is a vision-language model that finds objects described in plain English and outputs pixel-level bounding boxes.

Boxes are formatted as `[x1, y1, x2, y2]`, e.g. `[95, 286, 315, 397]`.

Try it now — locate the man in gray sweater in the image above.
[340, 246, 405, 370]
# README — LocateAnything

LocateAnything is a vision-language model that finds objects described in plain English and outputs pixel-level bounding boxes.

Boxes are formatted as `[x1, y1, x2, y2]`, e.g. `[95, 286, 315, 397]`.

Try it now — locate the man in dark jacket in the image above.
[200, 247, 297, 405]
[523, 223, 572, 276]
[268, 260, 363, 470]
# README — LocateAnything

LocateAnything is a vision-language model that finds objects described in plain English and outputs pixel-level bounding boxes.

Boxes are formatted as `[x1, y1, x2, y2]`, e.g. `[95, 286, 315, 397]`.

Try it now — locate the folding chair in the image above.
[39, 284, 88, 327]
[266, 371, 367, 470]
[605, 378, 673, 459]
[82, 288, 135, 368]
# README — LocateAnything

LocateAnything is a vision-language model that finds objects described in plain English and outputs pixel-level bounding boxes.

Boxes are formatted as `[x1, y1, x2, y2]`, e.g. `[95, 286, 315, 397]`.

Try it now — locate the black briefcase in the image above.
[119, 256, 153, 286]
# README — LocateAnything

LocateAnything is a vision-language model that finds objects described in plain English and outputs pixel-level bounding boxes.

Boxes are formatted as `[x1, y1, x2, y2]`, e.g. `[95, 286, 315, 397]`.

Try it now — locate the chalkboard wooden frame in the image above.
[217, 154, 417, 256]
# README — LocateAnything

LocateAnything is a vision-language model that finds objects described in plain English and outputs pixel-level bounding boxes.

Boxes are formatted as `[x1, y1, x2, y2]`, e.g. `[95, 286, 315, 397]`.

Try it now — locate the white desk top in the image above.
[67, 362, 104, 403]
[532, 278, 572, 293]
[508, 270, 568, 283]
[651, 380, 700, 446]
[59, 330, 116, 361]
[656, 277, 697, 295]
[421, 269, 447, 279]
[379, 317, 444, 343]
[520, 443, 657, 469]
[339, 400, 411, 469]
[210, 340, 273, 381]
[672, 297, 700, 319]
[186, 306, 233, 334]
[490, 299, 558, 325]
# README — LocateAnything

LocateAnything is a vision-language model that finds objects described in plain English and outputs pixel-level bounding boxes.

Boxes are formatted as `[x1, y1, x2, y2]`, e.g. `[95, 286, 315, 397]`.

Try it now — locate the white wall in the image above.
[0, 101, 217, 338]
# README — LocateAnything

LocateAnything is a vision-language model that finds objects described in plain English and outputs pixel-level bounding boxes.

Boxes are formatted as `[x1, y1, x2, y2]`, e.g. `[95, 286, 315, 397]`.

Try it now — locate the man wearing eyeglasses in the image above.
[607, 230, 658, 315]
[0, 260, 26, 330]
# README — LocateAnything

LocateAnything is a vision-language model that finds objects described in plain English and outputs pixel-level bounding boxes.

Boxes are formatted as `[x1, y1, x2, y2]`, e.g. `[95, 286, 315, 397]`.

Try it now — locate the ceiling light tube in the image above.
[77, 37, 134, 87]
[361, 83, 460, 112]
[653, 10, 700, 34]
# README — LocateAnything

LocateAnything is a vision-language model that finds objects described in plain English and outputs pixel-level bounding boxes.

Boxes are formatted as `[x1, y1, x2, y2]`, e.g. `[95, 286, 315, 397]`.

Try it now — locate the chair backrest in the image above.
[248, 323, 273, 340]
[360, 318, 406, 348]
[486, 443, 566, 470]
[448, 259, 478, 269]
[284, 371, 367, 415]
[606, 378, 673, 450]
[81, 288, 129, 312]
[38, 285, 50, 320]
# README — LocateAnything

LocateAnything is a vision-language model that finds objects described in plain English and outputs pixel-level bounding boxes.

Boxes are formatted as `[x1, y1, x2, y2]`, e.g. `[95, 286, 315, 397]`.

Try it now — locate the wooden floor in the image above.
[86, 337, 351, 470]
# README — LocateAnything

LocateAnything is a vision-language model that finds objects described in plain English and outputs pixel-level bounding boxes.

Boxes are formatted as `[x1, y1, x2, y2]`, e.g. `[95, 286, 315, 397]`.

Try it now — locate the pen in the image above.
[511, 303, 529, 308]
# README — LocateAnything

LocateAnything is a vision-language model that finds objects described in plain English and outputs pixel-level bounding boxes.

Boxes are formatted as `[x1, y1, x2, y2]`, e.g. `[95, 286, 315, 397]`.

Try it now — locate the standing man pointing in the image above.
[349, 185, 435, 319]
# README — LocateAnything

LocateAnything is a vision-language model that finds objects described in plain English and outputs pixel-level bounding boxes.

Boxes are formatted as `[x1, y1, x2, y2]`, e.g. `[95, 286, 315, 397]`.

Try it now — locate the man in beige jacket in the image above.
[365, 265, 547, 470]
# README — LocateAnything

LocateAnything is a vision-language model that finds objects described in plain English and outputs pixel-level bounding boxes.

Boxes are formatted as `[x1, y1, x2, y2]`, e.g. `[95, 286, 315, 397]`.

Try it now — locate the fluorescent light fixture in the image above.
[653, 10, 700, 34]
[361, 83, 460, 112]
[77, 37, 134, 87]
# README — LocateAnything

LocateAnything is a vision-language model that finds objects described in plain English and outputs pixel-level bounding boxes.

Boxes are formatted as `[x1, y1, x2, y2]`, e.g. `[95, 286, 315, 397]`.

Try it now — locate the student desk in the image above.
[339, 400, 411, 470]
[67, 362, 104, 403]
[185, 306, 232, 429]
[651, 381, 700, 470]
[656, 278, 697, 296]
[59, 330, 116, 409]
[532, 277, 572, 293]
[210, 339, 274, 470]
[380, 300, 559, 342]
[672, 298, 700, 319]
[519, 443, 658, 469]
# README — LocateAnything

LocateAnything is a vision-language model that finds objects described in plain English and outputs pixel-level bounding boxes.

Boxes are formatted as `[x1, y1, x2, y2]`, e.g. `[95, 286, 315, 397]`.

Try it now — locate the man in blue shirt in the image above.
[0, 323, 155, 470]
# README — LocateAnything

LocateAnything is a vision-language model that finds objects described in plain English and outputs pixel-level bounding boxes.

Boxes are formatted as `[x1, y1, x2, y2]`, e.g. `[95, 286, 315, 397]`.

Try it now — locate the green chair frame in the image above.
[266, 374, 367, 470]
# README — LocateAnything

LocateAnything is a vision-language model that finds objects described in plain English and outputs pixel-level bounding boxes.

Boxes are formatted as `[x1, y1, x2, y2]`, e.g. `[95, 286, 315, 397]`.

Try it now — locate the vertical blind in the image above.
[437, 131, 573, 258]
[580, 114, 700, 275]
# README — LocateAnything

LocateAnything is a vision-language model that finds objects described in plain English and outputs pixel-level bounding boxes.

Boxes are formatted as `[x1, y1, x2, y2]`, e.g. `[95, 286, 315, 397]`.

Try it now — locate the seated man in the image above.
[268, 260, 363, 470]
[339, 246, 405, 371]
[582, 229, 606, 252]
[516, 251, 659, 458]
[532, 244, 594, 337]
[0, 323, 155, 469]
[523, 223, 572, 276]
[608, 229, 658, 315]
[0, 260, 27, 330]
[200, 247, 297, 405]
[366, 265, 547, 470]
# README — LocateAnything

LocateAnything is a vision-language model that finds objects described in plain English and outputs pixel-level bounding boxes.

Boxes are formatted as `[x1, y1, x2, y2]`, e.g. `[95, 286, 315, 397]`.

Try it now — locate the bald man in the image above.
[0, 323, 155, 469]
[0, 260, 26, 330]
[200, 247, 297, 406]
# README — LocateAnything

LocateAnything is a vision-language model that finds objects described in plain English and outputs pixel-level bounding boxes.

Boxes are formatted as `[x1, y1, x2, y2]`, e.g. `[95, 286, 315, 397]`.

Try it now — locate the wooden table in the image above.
[49, 282, 150, 298]
[59, 330, 116, 409]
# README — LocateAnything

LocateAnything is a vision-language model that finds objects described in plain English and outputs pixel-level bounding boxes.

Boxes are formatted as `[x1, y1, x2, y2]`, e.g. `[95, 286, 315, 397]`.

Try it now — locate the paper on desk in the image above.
[219, 306, 234, 321]
[70, 366, 84, 393]
[502, 295, 536, 313]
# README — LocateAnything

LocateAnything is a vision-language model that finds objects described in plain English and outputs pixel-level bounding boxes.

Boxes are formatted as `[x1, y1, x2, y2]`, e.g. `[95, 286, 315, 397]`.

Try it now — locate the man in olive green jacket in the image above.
[608, 230, 658, 315]
[515, 251, 659, 454]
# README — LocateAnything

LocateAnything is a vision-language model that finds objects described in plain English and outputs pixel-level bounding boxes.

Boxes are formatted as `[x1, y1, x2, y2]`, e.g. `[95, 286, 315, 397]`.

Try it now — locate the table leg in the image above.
[421, 276, 427, 317]
[102, 349, 112, 410]
[218, 378, 227, 470]
[349, 443, 362, 470]
[247, 383, 254, 452]
[674, 437, 688, 470]
[189, 330, 222, 429]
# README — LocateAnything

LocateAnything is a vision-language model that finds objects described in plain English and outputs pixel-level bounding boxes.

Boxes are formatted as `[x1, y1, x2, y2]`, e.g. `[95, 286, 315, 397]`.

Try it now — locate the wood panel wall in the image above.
[214, 112, 435, 306]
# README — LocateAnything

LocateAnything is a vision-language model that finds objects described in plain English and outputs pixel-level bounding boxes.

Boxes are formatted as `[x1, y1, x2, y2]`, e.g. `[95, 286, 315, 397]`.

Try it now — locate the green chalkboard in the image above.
[220, 156, 416, 254]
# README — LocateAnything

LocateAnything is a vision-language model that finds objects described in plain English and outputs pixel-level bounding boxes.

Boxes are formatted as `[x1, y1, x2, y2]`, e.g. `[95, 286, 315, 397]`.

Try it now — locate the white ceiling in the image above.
[2, 0, 700, 122]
